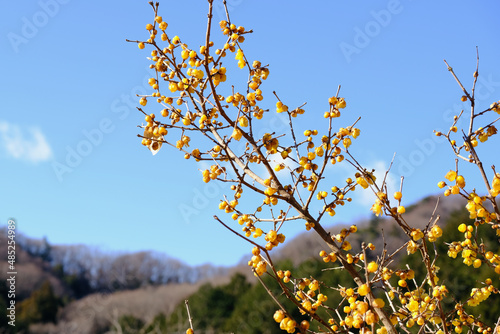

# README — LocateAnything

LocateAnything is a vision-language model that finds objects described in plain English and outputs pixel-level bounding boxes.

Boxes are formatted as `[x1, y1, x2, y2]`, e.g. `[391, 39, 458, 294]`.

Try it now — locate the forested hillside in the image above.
[3, 194, 495, 333]
[0, 230, 230, 333]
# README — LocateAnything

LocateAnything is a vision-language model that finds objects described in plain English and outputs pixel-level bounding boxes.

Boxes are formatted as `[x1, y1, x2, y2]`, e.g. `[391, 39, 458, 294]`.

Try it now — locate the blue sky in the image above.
[1, 0, 499, 266]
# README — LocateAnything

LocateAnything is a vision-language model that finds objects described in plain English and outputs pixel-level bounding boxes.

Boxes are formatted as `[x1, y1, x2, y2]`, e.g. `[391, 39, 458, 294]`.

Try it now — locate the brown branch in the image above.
[185, 300, 194, 331]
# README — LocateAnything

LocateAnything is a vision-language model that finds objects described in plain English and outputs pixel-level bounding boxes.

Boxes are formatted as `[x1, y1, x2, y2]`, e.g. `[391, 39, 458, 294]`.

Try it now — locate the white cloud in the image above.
[355, 159, 399, 207]
[0, 121, 53, 163]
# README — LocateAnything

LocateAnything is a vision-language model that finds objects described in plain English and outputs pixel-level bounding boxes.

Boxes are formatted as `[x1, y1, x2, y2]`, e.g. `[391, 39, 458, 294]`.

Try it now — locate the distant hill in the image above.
[0, 232, 69, 301]
[0, 228, 231, 333]
[148, 193, 500, 334]
[0, 194, 470, 333]
[29, 282, 202, 334]
[0, 232, 230, 294]
[274, 194, 466, 265]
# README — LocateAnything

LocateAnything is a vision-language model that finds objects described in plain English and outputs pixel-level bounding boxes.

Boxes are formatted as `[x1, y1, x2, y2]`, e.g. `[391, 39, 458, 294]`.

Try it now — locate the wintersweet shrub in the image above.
[129, 2, 500, 333]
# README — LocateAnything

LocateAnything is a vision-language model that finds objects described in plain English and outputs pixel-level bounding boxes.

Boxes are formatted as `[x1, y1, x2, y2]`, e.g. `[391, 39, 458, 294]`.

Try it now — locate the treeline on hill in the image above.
[1, 197, 499, 333]
[0, 231, 228, 333]
[103, 260, 352, 334]
[104, 207, 500, 334]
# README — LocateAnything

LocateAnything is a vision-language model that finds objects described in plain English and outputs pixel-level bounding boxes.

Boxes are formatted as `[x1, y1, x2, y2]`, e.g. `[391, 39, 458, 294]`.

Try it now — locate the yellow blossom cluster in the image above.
[465, 193, 495, 220]
[319, 249, 337, 263]
[467, 286, 493, 307]
[263, 229, 285, 251]
[395, 269, 415, 288]
[370, 192, 387, 216]
[201, 165, 224, 183]
[440, 170, 466, 196]
[332, 225, 357, 252]
[276, 269, 292, 283]
[341, 301, 379, 329]
[273, 310, 296, 333]
[475, 126, 497, 143]
[335, 286, 384, 331]
[355, 169, 376, 190]
[427, 225, 443, 242]
[235, 214, 262, 238]
[141, 113, 168, 154]
[262, 133, 279, 154]
[447, 223, 500, 274]
[490, 100, 500, 114]
[491, 173, 500, 197]
[290, 278, 329, 317]
[393, 286, 447, 329]
[135, 7, 272, 162]
[323, 96, 347, 118]
[197, 108, 220, 130]
[248, 246, 267, 276]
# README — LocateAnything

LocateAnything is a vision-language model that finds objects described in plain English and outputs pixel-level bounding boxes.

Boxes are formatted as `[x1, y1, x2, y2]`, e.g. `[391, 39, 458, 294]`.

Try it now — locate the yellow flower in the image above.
[371, 200, 383, 216]
[367, 261, 378, 273]
[445, 170, 457, 181]
[358, 284, 370, 296]
[231, 128, 243, 141]
[356, 177, 369, 189]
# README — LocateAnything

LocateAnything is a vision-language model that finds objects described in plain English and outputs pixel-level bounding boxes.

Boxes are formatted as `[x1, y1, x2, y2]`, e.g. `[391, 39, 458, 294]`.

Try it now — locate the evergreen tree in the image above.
[17, 281, 60, 326]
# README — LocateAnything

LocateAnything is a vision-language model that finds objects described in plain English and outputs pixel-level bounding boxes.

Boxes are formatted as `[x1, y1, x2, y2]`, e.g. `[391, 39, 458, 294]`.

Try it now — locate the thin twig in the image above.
[185, 300, 194, 331]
